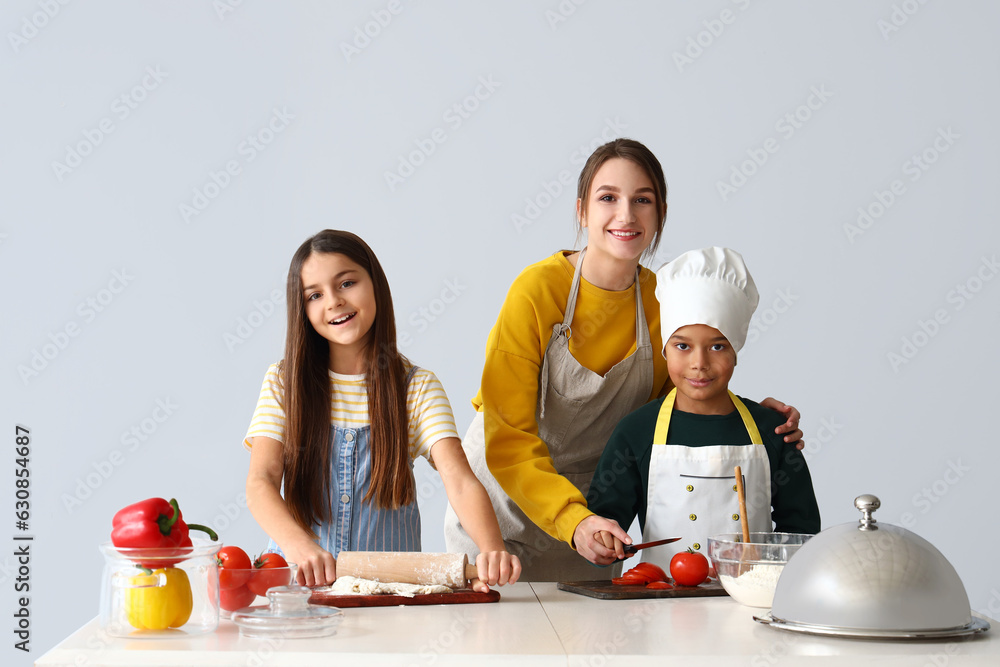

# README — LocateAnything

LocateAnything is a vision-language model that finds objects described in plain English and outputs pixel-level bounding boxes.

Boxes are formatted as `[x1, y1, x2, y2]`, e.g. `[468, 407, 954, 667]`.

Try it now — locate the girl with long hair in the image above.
[245, 229, 520, 590]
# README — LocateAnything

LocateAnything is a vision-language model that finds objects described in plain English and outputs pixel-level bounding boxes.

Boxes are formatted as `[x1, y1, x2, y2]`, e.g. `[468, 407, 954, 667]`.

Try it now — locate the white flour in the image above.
[329, 575, 452, 597]
[719, 563, 784, 607]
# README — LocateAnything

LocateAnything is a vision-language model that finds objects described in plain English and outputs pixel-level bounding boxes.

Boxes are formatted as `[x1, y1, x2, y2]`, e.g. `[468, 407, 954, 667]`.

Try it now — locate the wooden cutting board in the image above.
[557, 579, 729, 600]
[309, 588, 500, 608]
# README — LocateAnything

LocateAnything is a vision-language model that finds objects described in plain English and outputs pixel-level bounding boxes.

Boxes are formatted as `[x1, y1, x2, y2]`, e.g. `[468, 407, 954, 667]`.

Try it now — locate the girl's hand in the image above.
[573, 515, 630, 565]
[760, 397, 804, 450]
[284, 539, 337, 587]
[470, 550, 522, 593]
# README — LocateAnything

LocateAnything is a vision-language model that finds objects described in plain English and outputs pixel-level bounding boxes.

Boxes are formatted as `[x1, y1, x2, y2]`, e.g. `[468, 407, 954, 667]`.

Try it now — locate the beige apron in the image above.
[445, 248, 654, 580]
[642, 388, 772, 571]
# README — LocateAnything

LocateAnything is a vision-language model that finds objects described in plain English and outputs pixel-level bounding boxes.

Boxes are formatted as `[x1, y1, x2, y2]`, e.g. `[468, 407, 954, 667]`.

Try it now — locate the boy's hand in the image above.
[761, 397, 804, 450]
[471, 550, 521, 592]
[573, 515, 630, 565]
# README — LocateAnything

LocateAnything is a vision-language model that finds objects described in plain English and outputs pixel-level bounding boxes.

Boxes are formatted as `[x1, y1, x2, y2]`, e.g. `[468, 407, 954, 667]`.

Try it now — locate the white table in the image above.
[36, 583, 1000, 666]
[530, 583, 1000, 666]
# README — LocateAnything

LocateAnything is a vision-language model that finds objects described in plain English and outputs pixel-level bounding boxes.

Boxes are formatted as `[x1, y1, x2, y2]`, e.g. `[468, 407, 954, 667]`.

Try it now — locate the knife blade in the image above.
[622, 536, 682, 555]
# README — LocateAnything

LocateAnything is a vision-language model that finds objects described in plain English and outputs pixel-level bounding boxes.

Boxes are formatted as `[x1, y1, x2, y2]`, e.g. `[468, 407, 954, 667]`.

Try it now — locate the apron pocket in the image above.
[536, 380, 585, 446]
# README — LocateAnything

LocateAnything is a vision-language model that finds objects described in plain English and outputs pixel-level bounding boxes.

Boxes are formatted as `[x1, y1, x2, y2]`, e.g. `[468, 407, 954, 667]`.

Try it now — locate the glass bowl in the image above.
[707, 532, 813, 608]
[99, 539, 222, 637]
[217, 563, 298, 613]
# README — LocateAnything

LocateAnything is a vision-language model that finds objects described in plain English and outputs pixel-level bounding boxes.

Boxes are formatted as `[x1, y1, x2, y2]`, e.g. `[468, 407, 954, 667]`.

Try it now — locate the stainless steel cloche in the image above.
[755, 495, 990, 639]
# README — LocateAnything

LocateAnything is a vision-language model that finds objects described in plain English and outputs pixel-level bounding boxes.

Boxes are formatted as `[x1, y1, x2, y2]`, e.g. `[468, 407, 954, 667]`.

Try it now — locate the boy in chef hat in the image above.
[574, 247, 820, 570]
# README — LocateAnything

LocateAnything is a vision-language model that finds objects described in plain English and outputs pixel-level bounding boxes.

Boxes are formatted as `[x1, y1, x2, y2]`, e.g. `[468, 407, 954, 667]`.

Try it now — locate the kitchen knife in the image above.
[622, 536, 682, 556]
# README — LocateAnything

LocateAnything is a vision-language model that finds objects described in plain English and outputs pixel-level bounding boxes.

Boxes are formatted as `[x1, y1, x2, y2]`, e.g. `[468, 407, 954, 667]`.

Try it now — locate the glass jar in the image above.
[98, 539, 221, 637]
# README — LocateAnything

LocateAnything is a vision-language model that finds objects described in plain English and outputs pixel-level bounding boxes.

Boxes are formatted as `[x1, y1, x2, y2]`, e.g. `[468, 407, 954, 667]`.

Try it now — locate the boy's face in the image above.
[665, 324, 737, 415]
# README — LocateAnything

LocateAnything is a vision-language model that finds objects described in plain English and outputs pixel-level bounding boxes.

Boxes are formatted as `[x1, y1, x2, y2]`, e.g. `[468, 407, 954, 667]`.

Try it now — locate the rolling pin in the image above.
[336, 551, 478, 588]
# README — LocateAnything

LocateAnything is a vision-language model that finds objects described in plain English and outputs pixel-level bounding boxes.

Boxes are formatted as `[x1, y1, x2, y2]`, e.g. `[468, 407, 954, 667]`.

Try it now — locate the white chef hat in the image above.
[655, 247, 759, 356]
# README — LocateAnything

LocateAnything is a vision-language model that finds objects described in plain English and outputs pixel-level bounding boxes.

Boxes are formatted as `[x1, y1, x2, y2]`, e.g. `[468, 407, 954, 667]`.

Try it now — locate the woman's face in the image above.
[578, 158, 659, 266]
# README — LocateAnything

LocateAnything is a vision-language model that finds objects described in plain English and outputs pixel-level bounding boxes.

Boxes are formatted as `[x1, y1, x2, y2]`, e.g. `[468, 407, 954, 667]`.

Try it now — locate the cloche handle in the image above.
[855, 494, 881, 531]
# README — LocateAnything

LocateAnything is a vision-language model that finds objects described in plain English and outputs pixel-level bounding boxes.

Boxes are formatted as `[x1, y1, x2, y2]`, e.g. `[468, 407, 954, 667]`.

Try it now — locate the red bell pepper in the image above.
[111, 498, 217, 566]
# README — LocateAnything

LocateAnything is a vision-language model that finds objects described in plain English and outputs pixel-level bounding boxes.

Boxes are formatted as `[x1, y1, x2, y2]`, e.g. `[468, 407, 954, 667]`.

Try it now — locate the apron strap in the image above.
[633, 266, 648, 349]
[729, 392, 763, 445]
[652, 387, 677, 445]
[653, 389, 763, 445]
[558, 247, 587, 335]
[541, 248, 589, 419]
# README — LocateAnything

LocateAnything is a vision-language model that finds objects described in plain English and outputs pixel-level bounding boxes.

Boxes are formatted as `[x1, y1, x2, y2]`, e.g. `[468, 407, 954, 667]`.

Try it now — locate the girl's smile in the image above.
[301, 252, 376, 373]
[330, 312, 357, 325]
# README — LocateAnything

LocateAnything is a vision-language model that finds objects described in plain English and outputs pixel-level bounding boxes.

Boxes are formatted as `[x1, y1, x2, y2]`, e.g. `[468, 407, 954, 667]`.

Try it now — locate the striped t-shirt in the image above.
[244, 362, 460, 463]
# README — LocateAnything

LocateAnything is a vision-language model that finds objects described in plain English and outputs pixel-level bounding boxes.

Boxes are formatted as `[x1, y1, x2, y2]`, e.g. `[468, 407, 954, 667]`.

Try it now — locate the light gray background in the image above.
[3, 1, 999, 662]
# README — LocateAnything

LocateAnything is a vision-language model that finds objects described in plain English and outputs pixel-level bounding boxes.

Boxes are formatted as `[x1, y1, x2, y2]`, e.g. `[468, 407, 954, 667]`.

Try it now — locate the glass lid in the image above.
[231, 585, 344, 639]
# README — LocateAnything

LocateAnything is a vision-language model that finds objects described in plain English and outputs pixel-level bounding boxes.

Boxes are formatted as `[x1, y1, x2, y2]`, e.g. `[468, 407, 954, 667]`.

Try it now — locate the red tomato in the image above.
[219, 584, 257, 611]
[670, 549, 710, 587]
[216, 546, 252, 590]
[645, 581, 674, 590]
[248, 552, 290, 597]
[612, 562, 662, 586]
[632, 562, 668, 583]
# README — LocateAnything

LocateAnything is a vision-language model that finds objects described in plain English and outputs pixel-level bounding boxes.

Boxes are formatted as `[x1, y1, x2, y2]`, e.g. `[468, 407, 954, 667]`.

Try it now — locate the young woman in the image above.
[245, 229, 520, 591]
[444, 139, 803, 580]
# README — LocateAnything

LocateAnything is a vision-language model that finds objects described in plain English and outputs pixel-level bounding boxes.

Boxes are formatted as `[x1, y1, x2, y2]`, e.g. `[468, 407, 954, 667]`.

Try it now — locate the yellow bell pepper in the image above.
[125, 567, 193, 630]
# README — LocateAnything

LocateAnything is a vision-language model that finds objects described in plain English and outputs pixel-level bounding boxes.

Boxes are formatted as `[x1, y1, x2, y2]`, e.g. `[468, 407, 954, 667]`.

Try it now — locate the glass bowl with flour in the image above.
[708, 533, 813, 608]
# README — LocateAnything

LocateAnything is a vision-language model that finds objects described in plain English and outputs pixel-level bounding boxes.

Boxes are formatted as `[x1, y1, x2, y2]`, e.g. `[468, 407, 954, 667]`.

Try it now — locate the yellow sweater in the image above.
[475, 251, 670, 544]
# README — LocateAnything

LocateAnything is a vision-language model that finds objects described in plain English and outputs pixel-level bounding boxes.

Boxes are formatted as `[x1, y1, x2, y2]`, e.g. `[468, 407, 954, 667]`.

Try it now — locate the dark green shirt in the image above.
[586, 395, 821, 535]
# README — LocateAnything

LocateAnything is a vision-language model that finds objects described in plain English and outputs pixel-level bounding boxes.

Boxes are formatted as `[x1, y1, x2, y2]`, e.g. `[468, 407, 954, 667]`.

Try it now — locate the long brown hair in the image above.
[280, 230, 413, 533]
[576, 138, 668, 259]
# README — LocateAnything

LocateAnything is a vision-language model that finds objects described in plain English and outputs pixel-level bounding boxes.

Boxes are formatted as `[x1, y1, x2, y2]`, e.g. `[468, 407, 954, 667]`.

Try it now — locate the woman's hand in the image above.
[470, 550, 522, 593]
[283, 538, 337, 587]
[760, 397, 804, 450]
[573, 515, 631, 565]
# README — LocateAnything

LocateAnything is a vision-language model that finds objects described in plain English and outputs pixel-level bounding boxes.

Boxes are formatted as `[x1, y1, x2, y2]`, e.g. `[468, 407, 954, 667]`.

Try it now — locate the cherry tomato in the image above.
[631, 562, 668, 583]
[670, 549, 710, 587]
[216, 546, 252, 590]
[219, 584, 256, 612]
[248, 552, 290, 597]
[645, 581, 674, 590]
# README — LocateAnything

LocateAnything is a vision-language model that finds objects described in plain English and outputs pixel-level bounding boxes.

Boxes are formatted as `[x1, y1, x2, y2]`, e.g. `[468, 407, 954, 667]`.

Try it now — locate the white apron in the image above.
[444, 248, 654, 581]
[642, 388, 772, 571]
